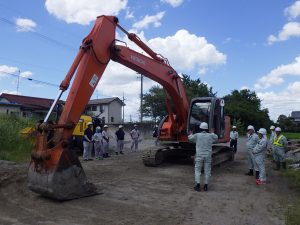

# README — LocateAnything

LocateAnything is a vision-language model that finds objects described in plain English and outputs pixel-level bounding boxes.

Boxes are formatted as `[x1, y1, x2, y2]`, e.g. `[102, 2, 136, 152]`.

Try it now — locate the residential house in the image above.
[86, 97, 124, 124]
[290, 111, 300, 124]
[0, 93, 61, 119]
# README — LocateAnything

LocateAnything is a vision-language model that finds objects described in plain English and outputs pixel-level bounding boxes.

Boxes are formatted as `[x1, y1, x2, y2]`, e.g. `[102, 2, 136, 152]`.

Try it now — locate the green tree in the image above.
[142, 85, 167, 122]
[224, 89, 271, 130]
[277, 114, 293, 131]
[181, 74, 216, 101]
[142, 74, 214, 121]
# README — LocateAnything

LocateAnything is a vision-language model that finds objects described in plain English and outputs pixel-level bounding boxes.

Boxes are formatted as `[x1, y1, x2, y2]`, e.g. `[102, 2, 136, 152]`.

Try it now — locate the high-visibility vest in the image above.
[273, 135, 284, 147]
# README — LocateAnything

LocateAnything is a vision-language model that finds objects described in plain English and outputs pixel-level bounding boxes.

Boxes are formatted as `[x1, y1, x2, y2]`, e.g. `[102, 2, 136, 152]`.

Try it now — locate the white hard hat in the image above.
[275, 127, 281, 132]
[87, 122, 93, 126]
[134, 124, 137, 127]
[199, 122, 208, 130]
[119, 125, 123, 128]
[247, 125, 254, 131]
[270, 125, 275, 130]
[96, 126, 101, 129]
[104, 125, 108, 128]
[257, 128, 266, 135]
[232, 126, 237, 129]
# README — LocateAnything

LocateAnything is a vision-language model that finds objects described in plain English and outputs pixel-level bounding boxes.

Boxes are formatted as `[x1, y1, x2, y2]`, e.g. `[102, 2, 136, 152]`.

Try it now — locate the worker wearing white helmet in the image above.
[230, 125, 239, 153]
[115, 125, 125, 155]
[273, 127, 288, 170]
[130, 124, 140, 152]
[188, 122, 218, 192]
[93, 126, 103, 160]
[268, 125, 276, 159]
[83, 121, 94, 161]
[245, 125, 259, 178]
[102, 125, 110, 158]
[253, 128, 268, 185]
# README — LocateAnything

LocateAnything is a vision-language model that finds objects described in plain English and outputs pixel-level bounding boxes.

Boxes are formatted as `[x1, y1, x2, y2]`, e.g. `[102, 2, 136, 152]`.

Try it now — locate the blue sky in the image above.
[1, 0, 300, 121]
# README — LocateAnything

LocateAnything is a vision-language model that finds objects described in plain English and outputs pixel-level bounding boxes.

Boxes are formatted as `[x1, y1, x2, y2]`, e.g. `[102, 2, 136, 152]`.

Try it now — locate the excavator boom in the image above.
[28, 15, 193, 200]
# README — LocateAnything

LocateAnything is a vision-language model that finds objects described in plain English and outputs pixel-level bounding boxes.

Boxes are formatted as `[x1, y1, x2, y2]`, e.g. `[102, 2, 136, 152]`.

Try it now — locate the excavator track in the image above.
[142, 147, 170, 167]
[143, 144, 234, 167]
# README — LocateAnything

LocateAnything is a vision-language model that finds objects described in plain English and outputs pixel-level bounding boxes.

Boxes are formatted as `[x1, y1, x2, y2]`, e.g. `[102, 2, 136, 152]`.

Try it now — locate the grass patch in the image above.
[0, 114, 35, 162]
[286, 201, 300, 225]
[282, 169, 300, 225]
[285, 132, 300, 140]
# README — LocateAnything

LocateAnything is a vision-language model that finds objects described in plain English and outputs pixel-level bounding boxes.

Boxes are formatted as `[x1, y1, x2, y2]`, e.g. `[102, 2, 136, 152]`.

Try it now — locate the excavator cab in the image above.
[188, 97, 225, 138]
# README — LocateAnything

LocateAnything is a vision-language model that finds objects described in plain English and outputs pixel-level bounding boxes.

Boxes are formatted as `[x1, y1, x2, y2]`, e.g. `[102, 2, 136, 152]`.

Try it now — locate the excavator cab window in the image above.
[188, 97, 225, 138]
[188, 100, 211, 133]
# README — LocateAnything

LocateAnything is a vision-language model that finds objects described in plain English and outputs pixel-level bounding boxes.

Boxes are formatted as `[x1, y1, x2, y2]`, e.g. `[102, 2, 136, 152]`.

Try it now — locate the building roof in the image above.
[291, 111, 300, 119]
[0, 93, 62, 111]
[88, 97, 125, 106]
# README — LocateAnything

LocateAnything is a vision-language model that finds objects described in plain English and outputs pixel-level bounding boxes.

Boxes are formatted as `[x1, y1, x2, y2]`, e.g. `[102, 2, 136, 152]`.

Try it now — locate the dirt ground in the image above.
[0, 137, 297, 225]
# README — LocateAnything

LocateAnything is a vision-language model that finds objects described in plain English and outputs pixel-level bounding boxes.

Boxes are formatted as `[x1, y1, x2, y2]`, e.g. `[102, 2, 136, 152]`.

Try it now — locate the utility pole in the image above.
[122, 92, 126, 123]
[16, 70, 20, 95]
[137, 73, 143, 123]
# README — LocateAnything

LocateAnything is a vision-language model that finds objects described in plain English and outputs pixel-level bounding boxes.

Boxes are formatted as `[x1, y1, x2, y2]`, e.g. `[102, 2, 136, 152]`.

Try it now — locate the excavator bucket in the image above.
[28, 133, 97, 200]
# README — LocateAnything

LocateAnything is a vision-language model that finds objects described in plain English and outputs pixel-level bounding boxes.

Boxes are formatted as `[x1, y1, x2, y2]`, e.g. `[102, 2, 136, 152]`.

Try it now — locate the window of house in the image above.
[86, 106, 91, 111]
[100, 104, 104, 112]
[92, 105, 97, 111]
[111, 117, 114, 123]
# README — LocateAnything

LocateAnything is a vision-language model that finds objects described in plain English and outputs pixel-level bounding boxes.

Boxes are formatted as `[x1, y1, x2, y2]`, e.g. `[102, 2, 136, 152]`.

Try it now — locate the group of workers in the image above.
[188, 122, 288, 192]
[82, 123, 140, 161]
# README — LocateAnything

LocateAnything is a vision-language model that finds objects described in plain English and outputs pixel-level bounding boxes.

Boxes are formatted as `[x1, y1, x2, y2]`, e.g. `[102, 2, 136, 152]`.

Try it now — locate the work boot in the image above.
[245, 169, 254, 176]
[203, 184, 208, 192]
[106, 153, 110, 158]
[115, 152, 119, 155]
[282, 162, 287, 169]
[194, 183, 201, 192]
[274, 162, 280, 170]
[120, 151, 124, 155]
[255, 171, 260, 179]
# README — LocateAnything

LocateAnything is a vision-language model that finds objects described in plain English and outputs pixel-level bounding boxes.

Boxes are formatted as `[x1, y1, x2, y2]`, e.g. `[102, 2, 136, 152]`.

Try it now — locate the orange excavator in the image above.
[28, 16, 233, 200]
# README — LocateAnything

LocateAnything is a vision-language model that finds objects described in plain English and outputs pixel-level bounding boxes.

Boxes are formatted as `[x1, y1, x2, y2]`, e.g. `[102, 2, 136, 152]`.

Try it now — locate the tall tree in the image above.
[142, 75, 215, 121]
[181, 74, 216, 101]
[223, 89, 271, 130]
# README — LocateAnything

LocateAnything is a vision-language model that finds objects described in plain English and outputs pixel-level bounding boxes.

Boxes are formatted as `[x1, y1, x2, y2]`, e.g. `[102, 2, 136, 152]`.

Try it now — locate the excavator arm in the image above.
[28, 15, 190, 200]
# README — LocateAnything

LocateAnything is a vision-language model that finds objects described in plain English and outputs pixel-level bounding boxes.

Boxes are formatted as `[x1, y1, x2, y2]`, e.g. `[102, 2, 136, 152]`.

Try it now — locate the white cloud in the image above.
[0, 90, 18, 95]
[255, 55, 300, 89]
[15, 18, 37, 32]
[125, 7, 134, 19]
[20, 71, 33, 78]
[94, 29, 225, 121]
[240, 86, 249, 90]
[284, 0, 300, 20]
[258, 81, 300, 121]
[198, 68, 207, 75]
[96, 62, 156, 121]
[160, 0, 184, 7]
[148, 29, 226, 71]
[268, 22, 300, 44]
[132, 11, 165, 30]
[45, 0, 128, 25]
[0, 65, 19, 77]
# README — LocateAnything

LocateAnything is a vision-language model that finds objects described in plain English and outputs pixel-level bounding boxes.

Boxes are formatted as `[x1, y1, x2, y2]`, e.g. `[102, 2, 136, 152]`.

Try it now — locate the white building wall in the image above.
[108, 100, 122, 124]
[0, 105, 21, 116]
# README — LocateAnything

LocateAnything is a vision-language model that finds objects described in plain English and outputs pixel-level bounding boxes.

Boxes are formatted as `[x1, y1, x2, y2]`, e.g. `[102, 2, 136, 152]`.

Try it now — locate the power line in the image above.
[0, 16, 77, 52]
[0, 70, 59, 87]
[0, 56, 66, 73]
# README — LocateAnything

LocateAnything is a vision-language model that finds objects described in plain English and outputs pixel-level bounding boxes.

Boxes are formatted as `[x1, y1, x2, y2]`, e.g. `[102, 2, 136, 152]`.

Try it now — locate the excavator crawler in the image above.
[28, 15, 233, 200]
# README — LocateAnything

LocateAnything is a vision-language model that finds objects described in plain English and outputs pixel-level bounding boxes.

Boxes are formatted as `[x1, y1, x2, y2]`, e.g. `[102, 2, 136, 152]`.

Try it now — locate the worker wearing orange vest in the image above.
[273, 127, 288, 170]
